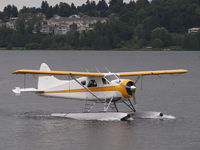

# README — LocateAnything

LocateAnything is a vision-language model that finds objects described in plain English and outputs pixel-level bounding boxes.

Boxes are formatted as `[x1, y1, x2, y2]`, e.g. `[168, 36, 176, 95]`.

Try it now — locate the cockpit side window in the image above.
[81, 80, 86, 86]
[87, 80, 97, 87]
[104, 74, 119, 82]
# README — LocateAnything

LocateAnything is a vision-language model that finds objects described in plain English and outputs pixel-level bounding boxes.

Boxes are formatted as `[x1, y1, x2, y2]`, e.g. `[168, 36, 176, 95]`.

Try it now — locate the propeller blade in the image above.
[135, 76, 140, 84]
[132, 94, 136, 105]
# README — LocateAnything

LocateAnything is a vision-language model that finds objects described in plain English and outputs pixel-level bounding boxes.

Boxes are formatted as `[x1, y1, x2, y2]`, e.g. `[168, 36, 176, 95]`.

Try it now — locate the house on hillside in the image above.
[41, 14, 107, 35]
[54, 24, 70, 35]
[40, 24, 54, 34]
[188, 27, 200, 33]
[5, 17, 18, 30]
[36, 13, 46, 20]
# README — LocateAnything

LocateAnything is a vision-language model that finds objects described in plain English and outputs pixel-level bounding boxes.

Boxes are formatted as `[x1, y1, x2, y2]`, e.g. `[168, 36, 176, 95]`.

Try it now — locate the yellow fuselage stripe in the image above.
[40, 85, 131, 98]
[43, 86, 120, 93]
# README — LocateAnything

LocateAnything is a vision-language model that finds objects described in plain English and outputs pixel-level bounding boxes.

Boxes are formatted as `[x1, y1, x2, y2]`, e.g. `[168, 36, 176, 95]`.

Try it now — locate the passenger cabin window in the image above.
[87, 80, 97, 87]
[81, 80, 86, 86]
[102, 78, 108, 84]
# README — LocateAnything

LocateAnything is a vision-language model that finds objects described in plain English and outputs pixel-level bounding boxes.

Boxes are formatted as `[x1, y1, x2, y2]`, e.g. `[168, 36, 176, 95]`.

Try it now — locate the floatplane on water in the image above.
[12, 63, 188, 121]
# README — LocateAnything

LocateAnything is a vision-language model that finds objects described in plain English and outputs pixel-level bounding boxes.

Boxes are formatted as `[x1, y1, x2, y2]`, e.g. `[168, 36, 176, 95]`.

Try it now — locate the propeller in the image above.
[135, 75, 143, 90]
[121, 82, 137, 105]
[129, 85, 136, 105]
[133, 94, 137, 105]
[131, 86, 137, 105]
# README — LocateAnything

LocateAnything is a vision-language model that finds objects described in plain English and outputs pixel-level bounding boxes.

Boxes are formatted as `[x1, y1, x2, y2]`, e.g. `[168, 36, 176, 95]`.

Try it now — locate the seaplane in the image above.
[12, 63, 188, 121]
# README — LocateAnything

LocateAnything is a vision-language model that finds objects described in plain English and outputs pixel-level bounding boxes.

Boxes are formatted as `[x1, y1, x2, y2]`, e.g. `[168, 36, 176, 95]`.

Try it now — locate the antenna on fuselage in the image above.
[105, 67, 111, 73]
[95, 66, 100, 73]
[135, 75, 143, 90]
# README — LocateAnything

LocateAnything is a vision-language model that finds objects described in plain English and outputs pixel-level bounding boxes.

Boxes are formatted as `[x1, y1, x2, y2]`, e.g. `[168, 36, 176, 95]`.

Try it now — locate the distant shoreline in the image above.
[0, 48, 194, 51]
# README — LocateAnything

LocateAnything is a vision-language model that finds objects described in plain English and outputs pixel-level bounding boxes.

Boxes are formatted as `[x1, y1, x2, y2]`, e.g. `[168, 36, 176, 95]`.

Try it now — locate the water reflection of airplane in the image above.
[12, 63, 188, 121]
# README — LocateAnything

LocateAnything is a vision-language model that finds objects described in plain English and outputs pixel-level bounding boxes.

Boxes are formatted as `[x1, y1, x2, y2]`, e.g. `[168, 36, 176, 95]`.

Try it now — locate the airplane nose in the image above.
[130, 85, 136, 91]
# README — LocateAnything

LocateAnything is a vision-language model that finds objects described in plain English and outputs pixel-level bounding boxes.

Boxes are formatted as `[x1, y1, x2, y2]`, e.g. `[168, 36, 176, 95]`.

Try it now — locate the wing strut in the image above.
[69, 73, 101, 101]
[113, 102, 119, 112]
[24, 74, 26, 89]
[121, 99, 136, 112]
[104, 97, 113, 111]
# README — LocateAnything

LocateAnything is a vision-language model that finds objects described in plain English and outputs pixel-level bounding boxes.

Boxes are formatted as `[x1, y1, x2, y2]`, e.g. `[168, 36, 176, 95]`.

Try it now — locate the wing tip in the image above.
[12, 69, 24, 74]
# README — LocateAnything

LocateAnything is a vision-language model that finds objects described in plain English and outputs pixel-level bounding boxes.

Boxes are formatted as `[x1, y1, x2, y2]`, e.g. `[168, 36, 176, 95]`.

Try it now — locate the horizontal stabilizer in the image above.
[12, 87, 43, 96]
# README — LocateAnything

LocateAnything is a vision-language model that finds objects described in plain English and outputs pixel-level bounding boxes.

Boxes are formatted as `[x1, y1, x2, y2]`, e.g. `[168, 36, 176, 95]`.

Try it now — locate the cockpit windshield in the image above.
[104, 74, 119, 82]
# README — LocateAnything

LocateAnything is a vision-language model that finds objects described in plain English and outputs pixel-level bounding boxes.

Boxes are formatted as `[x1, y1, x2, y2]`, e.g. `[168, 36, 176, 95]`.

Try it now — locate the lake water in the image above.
[0, 50, 200, 150]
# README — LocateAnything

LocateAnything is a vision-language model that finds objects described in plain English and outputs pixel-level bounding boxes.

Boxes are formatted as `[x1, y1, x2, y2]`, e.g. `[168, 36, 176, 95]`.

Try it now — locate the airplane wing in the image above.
[12, 69, 105, 77]
[118, 69, 188, 76]
[13, 69, 188, 77]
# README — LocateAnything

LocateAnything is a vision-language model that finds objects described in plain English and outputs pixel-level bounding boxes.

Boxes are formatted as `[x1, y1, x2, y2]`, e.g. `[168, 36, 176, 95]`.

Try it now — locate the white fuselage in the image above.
[38, 76, 126, 101]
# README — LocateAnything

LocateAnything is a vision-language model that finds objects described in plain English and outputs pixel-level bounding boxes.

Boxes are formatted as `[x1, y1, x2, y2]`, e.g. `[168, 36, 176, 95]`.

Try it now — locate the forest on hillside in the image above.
[0, 0, 200, 50]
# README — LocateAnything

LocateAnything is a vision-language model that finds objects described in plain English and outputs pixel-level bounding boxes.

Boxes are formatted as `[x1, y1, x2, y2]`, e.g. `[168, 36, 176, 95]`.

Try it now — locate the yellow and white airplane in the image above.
[12, 63, 188, 121]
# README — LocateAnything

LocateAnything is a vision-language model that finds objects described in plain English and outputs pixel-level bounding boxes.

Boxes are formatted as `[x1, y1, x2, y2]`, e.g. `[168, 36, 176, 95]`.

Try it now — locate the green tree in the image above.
[66, 30, 80, 47]
[97, 0, 108, 11]
[3, 5, 18, 18]
[3, 5, 12, 18]
[16, 13, 42, 34]
[0, 12, 5, 20]
[97, 0, 108, 17]
[151, 38, 163, 48]
[183, 32, 200, 50]
[25, 43, 41, 49]
[135, 24, 145, 39]
[71, 3, 77, 14]
[0, 26, 14, 47]
[136, 0, 149, 10]
[108, 0, 124, 14]
[93, 36, 111, 49]
[78, 0, 98, 16]
[41, 1, 49, 14]
[70, 23, 77, 31]
[12, 5, 18, 17]
[151, 27, 171, 47]
[58, 2, 72, 17]
[171, 33, 185, 46]
[15, 14, 26, 34]
[46, 6, 54, 19]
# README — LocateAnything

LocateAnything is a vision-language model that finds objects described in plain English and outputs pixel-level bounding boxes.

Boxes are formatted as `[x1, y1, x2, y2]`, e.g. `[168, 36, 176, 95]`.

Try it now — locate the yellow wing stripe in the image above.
[39, 75, 48, 77]
[13, 69, 188, 77]
[119, 69, 188, 76]
[12, 69, 104, 77]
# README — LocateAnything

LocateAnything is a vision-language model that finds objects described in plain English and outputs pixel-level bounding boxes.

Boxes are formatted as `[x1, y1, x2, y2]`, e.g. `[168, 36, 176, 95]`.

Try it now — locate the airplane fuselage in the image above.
[37, 76, 133, 101]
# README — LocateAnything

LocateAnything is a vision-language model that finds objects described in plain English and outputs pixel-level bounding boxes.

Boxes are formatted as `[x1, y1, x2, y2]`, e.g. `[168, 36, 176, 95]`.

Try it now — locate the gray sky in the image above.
[0, 0, 131, 11]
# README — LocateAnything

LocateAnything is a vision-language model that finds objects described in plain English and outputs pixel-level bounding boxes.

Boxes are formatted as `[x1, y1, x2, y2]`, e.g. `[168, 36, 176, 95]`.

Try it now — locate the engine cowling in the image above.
[120, 79, 136, 98]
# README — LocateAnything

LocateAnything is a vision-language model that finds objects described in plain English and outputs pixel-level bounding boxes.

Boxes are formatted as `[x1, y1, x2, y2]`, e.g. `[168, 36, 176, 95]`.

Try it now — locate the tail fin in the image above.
[38, 63, 60, 90]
